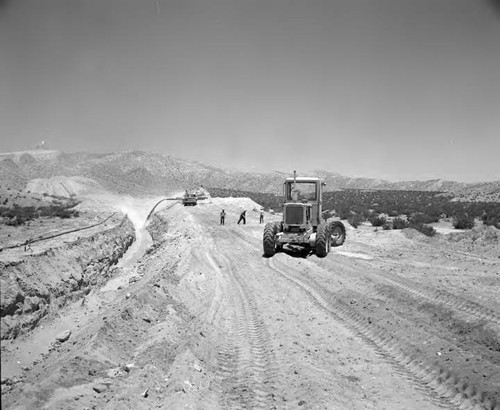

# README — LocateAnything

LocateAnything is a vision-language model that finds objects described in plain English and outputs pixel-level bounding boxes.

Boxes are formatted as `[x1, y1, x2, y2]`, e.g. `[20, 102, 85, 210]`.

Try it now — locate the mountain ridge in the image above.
[1, 150, 498, 201]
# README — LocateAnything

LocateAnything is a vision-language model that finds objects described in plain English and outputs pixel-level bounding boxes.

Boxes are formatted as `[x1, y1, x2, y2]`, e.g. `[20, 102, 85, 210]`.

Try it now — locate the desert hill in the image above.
[1, 150, 498, 201]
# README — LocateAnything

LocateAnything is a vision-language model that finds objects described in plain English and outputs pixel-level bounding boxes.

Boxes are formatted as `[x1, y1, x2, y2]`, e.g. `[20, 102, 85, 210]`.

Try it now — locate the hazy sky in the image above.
[1, 0, 499, 182]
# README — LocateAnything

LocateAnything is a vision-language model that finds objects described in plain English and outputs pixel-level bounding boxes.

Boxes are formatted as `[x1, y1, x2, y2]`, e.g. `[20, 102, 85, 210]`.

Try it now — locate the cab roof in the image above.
[284, 176, 322, 183]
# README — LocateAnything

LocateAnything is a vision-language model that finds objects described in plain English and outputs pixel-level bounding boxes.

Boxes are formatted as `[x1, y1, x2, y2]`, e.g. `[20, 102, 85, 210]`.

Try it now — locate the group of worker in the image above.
[219, 209, 264, 225]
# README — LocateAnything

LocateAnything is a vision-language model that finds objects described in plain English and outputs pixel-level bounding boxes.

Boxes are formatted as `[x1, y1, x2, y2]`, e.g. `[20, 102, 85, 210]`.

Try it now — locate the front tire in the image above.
[329, 221, 346, 246]
[316, 222, 330, 257]
[263, 222, 278, 257]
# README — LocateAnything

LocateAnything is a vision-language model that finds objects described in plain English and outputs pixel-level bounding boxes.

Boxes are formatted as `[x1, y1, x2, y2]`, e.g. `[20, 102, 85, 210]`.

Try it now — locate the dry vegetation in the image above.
[207, 187, 500, 232]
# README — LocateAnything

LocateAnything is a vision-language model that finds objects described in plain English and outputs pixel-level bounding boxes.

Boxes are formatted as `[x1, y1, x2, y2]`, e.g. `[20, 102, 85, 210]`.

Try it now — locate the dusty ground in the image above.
[1, 195, 499, 410]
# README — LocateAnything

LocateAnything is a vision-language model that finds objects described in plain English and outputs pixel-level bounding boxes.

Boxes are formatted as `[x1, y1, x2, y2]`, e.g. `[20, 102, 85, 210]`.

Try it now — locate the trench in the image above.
[99, 196, 177, 291]
[1, 196, 168, 380]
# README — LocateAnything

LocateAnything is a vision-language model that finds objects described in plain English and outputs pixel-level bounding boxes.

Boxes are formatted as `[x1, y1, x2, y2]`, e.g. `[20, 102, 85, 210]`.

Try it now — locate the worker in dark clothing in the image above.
[259, 209, 264, 224]
[237, 210, 246, 224]
[220, 209, 226, 225]
[24, 238, 33, 252]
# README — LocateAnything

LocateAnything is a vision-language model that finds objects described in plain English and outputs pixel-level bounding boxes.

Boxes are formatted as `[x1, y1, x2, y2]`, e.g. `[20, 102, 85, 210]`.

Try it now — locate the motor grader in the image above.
[263, 171, 346, 257]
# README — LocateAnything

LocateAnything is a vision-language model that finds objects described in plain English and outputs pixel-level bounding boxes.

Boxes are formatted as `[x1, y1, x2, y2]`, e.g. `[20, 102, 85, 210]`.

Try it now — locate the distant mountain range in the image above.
[1, 150, 498, 202]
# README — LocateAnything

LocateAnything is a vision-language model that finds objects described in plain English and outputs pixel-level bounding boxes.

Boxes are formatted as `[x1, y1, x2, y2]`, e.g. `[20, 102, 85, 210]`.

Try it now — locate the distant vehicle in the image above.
[182, 192, 198, 206]
[263, 171, 346, 257]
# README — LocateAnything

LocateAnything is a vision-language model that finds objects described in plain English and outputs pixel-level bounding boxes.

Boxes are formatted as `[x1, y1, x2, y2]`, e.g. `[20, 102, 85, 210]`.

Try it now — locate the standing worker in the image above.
[259, 209, 264, 224]
[237, 210, 246, 225]
[220, 209, 226, 225]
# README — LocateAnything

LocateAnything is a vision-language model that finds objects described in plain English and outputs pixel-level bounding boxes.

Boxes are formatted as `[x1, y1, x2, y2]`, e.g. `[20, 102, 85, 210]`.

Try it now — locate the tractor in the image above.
[263, 171, 346, 257]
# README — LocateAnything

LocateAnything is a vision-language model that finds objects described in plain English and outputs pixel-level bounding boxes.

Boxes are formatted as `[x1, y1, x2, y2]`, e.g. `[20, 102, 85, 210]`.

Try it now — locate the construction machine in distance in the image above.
[182, 191, 198, 206]
[263, 171, 346, 257]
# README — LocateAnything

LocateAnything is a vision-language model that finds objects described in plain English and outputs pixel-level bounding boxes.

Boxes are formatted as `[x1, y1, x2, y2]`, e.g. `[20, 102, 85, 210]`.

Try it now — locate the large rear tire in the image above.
[263, 222, 278, 257]
[329, 221, 346, 246]
[316, 222, 330, 258]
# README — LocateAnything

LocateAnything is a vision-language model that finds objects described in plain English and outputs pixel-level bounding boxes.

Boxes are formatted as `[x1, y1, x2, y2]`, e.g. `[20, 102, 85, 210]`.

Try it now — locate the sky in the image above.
[1, 0, 499, 182]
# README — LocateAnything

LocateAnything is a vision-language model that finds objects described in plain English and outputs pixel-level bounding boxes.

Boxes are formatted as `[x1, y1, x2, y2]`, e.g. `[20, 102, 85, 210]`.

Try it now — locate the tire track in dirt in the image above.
[231, 226, 498, 325]
[415, 243, 499, 265]
[223, 222, 499, 409]
[205, 239, 279, 409]
[193, 208, 498, 408]
[266, 256, 498, 410]
[365, 265, 500, 326]
[213, 227, 341, 409]
[221, 227, 437, 409]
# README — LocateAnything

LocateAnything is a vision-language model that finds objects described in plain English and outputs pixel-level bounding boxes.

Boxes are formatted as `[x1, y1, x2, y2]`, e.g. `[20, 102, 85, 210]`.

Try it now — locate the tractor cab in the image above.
[283, 174, 324, 232]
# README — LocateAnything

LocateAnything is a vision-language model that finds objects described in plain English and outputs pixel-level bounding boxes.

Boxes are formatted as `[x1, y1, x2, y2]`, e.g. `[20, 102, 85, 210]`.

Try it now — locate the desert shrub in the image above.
[337, 208, 352, 220]
[412, 223, 436, 237]
[5, 215, 24, 226]
[55, 208, 79, 218]
[382, 221, 392, 230]
[482, 213, 500, 229]
[453, 214, 475, 229]
[370, 215, 386, 227]
[347, 214, 364, 228]
[392, 217, 409, 230]
[0, 201, 80, 225]
[362, 209, 373, 219]
[408, 212, 436, 225]
[38, 202, 79, 218]
[484, 217, 500, 229]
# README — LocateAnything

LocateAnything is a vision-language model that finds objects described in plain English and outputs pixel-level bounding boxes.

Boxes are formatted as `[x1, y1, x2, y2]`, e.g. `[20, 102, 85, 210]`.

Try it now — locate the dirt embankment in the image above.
[0, 216, 135, 340]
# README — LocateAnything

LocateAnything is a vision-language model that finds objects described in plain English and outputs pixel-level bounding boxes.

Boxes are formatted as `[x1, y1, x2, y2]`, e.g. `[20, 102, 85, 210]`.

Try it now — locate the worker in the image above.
[260, 209, 264, 224]
[237, 210, 246, 225]
[220, 209, 226, 225]
[24, 238, 33, 252]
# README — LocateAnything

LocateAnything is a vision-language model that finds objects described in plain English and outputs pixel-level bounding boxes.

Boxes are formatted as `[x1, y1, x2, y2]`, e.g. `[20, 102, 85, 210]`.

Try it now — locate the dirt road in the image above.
[1, 197, 499, 409]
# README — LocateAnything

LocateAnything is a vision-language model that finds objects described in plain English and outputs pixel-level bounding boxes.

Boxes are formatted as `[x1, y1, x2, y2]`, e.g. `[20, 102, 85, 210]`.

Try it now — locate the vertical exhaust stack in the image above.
[292, 170, 298, 202]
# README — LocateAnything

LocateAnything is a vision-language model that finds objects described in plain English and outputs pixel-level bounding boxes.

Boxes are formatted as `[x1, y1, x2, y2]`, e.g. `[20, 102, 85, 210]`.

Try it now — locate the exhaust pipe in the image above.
[292, 170, 298, 202]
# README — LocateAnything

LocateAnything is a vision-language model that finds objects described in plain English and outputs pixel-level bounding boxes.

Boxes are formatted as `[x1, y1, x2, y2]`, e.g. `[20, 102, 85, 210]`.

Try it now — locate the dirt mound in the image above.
[446, 225, 499, 255]
[209, 196, 263, 212]
[400, 227, 435, 243]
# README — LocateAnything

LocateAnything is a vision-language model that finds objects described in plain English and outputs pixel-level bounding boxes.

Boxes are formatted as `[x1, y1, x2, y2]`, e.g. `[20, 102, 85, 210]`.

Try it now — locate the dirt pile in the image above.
[445, 225, 499, 256]
[0, 216, 134, 340]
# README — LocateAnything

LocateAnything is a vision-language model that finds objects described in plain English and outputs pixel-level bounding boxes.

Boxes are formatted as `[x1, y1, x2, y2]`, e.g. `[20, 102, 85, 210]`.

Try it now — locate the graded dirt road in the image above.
[1, 197, 499, 409]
